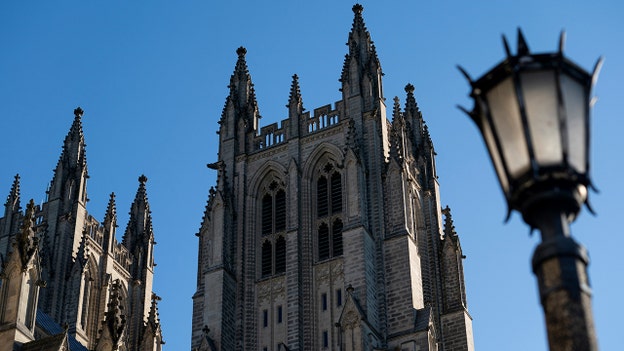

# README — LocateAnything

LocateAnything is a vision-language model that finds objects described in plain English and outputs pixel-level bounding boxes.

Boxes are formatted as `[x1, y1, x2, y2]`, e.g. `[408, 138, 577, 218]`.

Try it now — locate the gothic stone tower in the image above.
[0, 108, 164, 351]
[192, 4, 474, 351]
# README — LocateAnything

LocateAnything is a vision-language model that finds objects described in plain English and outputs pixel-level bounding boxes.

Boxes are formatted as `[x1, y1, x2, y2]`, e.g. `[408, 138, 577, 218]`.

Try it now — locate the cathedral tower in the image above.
[192, 4, 473, 351]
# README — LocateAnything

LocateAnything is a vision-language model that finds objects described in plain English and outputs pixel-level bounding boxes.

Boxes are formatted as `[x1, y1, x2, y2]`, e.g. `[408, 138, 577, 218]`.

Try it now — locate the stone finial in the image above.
[352, 3, 363, 14]
[74, 107, 84, 118]
[138, 174, 148, 185]
[404, 83, 415, 94]
[236, 46, 247, 57]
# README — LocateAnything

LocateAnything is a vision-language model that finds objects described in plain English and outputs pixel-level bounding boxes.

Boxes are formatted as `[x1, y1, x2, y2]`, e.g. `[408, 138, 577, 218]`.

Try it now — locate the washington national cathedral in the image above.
[192, 4, 473, 351]
[0, 4, 473, 351]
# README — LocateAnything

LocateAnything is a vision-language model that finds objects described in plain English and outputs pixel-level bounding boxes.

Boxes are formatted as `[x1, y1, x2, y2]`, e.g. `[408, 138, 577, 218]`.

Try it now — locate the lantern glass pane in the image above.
[561, 74, 588, 173]
[482, 114, 509, 194]
[486, 77, 530, 179]
[520, 70, 562, 167]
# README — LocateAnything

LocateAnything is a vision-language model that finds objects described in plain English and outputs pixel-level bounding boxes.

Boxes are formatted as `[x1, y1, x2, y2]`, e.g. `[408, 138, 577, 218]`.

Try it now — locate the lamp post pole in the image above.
[459, 29, 602, 350]
[526, 193, 596, 350]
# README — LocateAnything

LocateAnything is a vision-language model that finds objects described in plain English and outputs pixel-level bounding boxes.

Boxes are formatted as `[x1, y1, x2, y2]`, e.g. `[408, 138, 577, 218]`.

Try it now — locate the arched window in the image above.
[318, 223, 330, 261]
[259, 180, 288, 278]
[275, 236, 286, 274]
[316, 164, 343, 261]
[261, 184, 286, 237]
[332, 219, 343, 257]
[261, 241, 272, 277]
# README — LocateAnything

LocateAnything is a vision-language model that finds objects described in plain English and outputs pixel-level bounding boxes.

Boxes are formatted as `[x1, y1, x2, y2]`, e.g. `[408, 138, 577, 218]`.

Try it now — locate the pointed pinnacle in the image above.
[288, 74, 303, 107]
[5, 174, 21, 209]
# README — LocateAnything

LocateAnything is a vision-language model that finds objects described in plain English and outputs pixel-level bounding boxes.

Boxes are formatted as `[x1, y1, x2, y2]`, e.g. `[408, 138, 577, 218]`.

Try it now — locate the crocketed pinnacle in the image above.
[287, 74, 303, 109]
[49, 107, 89, 200]
[389, 97, 406, 163]
[442, 206, 458, 243]
[224, 46, 260, 121]
[340, 4, 382, 83]
[404, 84, 421, 120]
[15, 199, 39, 270]
[61, 107, 87, 171]
[4, 174, 21, 212]
[102, 279, 127, 346]
[122, 175, 154, 252]
[104, 192, 117, 227]
[147, 293, 162, 329]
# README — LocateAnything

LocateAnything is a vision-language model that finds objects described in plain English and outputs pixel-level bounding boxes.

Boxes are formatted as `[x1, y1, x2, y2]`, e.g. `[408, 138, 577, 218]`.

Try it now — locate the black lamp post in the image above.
[458, 29, 602, 350]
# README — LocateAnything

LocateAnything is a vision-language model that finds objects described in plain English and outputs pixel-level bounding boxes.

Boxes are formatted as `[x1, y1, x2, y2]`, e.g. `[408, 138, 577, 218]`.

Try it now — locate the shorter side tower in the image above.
[0, 108, 164, 351]
[0, 200, 43, 350]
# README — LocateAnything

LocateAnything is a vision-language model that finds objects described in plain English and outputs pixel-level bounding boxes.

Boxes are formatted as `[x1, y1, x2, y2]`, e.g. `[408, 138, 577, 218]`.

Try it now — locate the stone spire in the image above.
[122, 175, 153, 254]
[4, 174, 21, 214]
[48, 107, 89, 203]
[104, 193, 117, 229]
[340, 3, 383, 104]
[287, 74, 304, 136]
[61, 107, 87, 171]
[287, 74, 304, 115]
[287, 74, 303, 110]
[389, 97, 406, 163]
[404, 84, 425, 148]
[101, 192, 117, 253]
[221, 47, 260, 134]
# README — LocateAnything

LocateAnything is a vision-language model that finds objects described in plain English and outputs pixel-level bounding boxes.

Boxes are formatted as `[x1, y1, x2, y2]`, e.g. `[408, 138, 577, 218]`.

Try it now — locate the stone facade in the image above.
[0, 108, 164, 351]
[192, 4, 474, 351]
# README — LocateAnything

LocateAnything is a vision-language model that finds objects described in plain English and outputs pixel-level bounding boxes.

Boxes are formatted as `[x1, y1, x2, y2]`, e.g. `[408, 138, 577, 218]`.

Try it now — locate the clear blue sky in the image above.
[1, 1, 622, 350]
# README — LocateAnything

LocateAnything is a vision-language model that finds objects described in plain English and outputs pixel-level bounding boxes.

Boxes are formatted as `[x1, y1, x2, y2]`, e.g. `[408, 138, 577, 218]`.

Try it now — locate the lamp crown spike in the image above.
[517, 28, 530, 56]
[558, 30, 566, 54]
[456, 65, 473, 85]
[502, 34, 512, 57]
[591, 56, 605, 87]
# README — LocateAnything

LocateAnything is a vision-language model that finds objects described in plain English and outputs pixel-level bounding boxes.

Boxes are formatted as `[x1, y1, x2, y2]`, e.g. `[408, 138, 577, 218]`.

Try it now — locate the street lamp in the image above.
[458, 29, 602, 351]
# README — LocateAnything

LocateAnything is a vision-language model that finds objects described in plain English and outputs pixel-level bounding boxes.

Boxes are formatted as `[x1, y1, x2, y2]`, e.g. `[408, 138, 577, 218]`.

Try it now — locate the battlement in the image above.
[252, 101, 343, 151]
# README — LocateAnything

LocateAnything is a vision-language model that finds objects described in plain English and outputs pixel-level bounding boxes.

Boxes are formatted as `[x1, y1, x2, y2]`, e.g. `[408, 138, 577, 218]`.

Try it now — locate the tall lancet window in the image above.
[260, 180, 287, 278]
[80, 271, 92, 329]
[316, 163, 343, 261]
